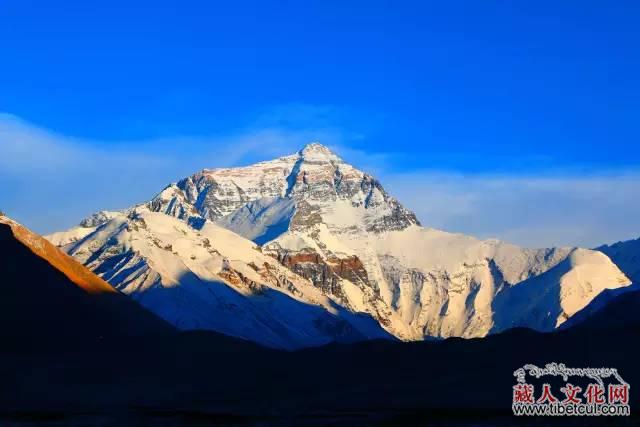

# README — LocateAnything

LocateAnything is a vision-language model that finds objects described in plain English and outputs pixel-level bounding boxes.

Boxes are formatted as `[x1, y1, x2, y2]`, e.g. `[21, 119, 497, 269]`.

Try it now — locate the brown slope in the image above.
[0, 215, 174, 347]
[2, 216, 117, 294]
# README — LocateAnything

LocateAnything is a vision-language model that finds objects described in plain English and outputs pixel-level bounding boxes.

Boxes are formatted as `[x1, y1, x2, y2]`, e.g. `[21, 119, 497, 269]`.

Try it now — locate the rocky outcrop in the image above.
[270, 248, 351, 305]
[325, 255, 370, 288]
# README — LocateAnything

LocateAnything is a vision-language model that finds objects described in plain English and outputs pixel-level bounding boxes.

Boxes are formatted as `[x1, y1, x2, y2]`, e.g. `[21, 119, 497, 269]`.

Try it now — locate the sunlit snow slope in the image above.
[55, 208, 391, 348]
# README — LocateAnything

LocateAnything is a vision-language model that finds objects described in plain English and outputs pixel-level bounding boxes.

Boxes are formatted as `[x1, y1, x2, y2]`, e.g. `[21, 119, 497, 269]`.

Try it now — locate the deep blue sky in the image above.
[1, 1, 640, 246]
[2, 1, 640, 171]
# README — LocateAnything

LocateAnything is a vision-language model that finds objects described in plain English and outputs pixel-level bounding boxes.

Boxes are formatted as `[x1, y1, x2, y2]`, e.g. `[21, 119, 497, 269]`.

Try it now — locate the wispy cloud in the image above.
[2, 109, 638, 249]
[0, 108, 351, 233]
[382, 171, 640, 248]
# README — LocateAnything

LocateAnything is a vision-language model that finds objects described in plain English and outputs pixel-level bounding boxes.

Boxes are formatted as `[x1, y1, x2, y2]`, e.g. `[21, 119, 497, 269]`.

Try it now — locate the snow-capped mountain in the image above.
[54, 208, 390, 349]
[596, 237, 640, 283]
[47, 210, 122, 246]
[49, 143, 633, 345]
[149, 143, 418, 235]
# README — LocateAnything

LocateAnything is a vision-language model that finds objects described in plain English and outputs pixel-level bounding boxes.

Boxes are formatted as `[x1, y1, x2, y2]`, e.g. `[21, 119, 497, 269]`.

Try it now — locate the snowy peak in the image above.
[491, 248, 631, 333]
[144, 142, 419, 235]
[48, 210, 129, 247]
[596, 236, 640, 283]
[79, 210, 123, 228]
[298, 142, 343, 164]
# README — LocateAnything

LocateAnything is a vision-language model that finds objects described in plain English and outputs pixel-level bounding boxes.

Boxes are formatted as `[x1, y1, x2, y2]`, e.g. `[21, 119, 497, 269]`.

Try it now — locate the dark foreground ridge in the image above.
[1, 219, 639, 426]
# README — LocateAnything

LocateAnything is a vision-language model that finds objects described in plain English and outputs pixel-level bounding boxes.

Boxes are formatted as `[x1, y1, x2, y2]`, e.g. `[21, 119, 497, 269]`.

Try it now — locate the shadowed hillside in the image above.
[0, 218, 174, 346]
[1, 215, 639, 425]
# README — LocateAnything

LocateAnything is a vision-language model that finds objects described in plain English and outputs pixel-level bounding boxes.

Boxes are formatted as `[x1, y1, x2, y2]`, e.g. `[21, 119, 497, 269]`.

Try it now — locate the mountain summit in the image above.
[148, 142, 419, 235]
[48, 143, 632, 346]
[298, 142, 343, 163]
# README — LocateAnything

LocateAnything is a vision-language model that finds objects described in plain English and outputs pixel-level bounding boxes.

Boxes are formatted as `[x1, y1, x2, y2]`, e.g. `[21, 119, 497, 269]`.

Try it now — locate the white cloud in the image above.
[382, 171, 640, 248]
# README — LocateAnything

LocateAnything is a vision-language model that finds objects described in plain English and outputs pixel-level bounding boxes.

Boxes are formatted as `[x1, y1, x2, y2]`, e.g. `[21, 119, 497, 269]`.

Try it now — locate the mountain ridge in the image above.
[596, 236, 640, 283]
[47, 143, 633, 346]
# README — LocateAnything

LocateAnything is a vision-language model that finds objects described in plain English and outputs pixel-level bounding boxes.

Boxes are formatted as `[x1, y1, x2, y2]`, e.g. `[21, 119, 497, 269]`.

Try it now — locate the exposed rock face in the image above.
[48, 142, 633, 345]
[79, 210, 123, 228]
[326, 255, 370, 288]
[289, 200, 324, 231]
[270, 248, 356, 307]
